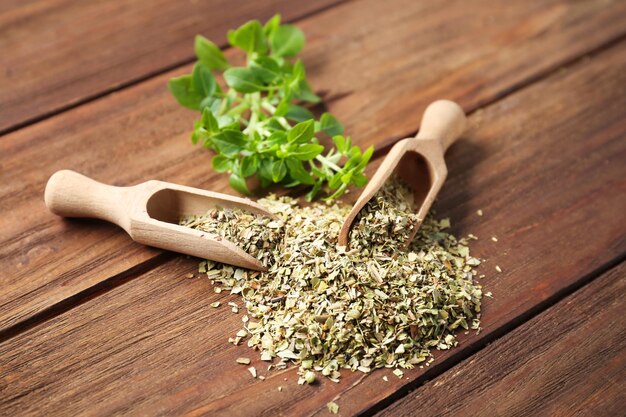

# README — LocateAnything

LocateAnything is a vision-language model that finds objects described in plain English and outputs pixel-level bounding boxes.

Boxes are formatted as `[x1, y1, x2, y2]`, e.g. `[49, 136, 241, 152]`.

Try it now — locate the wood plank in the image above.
[2, 0, 626, 333]
[376, 262, 626, 417]
[0, 0, 340, 133]
[1, 35, 625, 416]
[192, 41, 626, 417]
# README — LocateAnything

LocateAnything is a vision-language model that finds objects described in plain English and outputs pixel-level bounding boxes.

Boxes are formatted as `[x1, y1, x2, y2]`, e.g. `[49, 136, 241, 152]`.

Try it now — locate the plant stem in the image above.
[277, 116, 291, 130]
[315, 154, 342, 172]
[261, 102, 277, 113]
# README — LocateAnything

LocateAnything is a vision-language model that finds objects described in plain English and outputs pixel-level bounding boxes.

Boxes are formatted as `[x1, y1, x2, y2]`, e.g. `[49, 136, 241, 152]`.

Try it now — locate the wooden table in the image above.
[1, 1, 625, 415]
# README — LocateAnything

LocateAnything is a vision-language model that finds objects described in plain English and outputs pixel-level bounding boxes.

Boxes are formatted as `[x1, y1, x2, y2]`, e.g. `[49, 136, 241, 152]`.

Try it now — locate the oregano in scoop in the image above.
[168, 14, 372, 200]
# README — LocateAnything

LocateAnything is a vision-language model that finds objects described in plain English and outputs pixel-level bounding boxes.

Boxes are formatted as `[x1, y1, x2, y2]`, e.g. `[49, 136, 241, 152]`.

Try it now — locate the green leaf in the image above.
[358, 145, 375, 169]
[196, 128, 215, 148]
[171, 18, 371, 201]
[227, 20, 267, 55]
[328, 171, 343, 189]
[351, 172, 369, 187]
[211, 130, 246, 156]
[216, 115, 235, 128]
[270, 25, 305, 57]
[211, 155, 231, 172]
[332, 135, 347, 153]
[285, 105, 314, 122]
[286, 62, 319, 103]
[259, 176, 271, 188]
[192, 63, 216, 98]
[310, 163, 326, 178]
[295, 79, 320, 103]
[241, 155, 258, 177]
[265, 118, 288, 132]
[229, 173, 250, 195]
[291, 143, 324, 161]
[201, 107, 219, 132]
[258, 158, 274, 181]
[271, 160, 287, 182]
[210, 98, 223, 113]
[264, 131, 288, 148]
[223, 67, 264, 93]
[278, 59, 294, 76]
[319, 113, 344, 136]
[191, 128, 203, 145]
[282, 179, 301, 188]
[195, 35, 229, 70]
[288, 119, 315, 144]
[199, 96, 221, 113]
[348, 145, 362, 159]
[168, 75, 203, 110]
[305, 180, 323, 201]
[250, 57, 281, 83]
[276, 143, 292, 159]
[340, 171, 353, 184]
[263, 14, 281, 38]
[289, 60, 305, 86]
[285, 159, 314, 184]
[325, 183, 348, 200]
[274, 97, 291, 117]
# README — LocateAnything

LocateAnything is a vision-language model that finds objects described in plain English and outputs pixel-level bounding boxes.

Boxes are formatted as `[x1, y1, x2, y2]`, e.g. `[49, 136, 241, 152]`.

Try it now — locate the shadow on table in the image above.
[432, 136, 487, 237]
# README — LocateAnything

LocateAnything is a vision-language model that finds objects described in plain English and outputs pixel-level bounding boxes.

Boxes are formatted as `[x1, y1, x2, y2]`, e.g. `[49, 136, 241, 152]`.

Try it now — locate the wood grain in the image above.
[376, 262, 626, 417]
[204, 40, 626, 417]
[1, 36, 625, 416]
[312, 42, 626, 417]
[2, 0, 625, 335]
[0, 0, 340, 133]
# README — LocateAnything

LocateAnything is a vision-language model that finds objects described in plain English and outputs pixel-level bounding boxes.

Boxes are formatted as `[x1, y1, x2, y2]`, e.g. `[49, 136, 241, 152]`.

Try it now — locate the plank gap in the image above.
[0, 0, 349, 136]
[4, 3, 625, 140]
[371, 29, 626, 158]
[0, 253, 174, 344]
[1, 31, 625, 346]
[1, 32, 624, 412]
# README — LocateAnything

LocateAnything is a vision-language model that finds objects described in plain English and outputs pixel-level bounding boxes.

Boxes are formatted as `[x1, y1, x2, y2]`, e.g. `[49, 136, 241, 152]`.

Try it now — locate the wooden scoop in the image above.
[44, 170, 274, 270]
[338, 100, 466, 247]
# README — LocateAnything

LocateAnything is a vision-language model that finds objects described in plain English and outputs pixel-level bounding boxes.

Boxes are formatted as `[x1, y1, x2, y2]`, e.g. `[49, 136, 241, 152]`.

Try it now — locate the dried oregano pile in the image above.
[350, 176, 420, 252]
[180, 208, 283, 267]
[181, 176, 482, 383]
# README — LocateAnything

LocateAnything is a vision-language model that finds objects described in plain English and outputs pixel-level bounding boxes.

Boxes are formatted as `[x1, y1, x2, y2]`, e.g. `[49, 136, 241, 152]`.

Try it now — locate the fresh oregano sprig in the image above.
[168, 14, 373, 200]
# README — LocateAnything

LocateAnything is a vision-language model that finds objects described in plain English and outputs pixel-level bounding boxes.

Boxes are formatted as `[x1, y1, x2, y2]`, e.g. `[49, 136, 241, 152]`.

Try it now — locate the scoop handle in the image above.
[44, 170, 131, 233]
[415, 100, 466, 151]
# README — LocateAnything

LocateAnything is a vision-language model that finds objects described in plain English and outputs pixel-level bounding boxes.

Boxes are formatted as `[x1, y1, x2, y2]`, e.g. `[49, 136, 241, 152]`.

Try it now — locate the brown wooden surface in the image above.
[2, 0, 626, 335]
[1, 34, 625, 416]
[195, 39, 626, 417]
[0, 0, 340, 133]
[376, 262, 626, 417]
